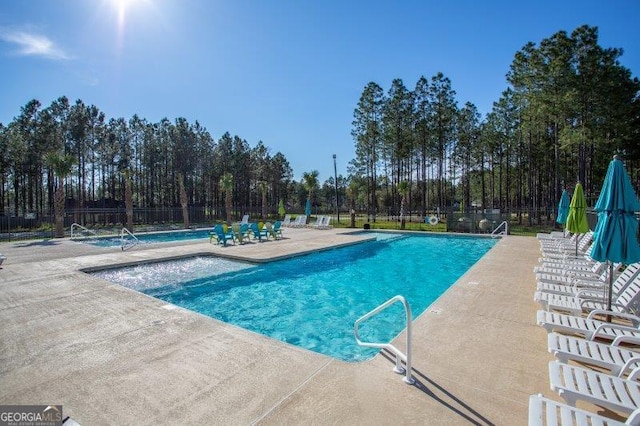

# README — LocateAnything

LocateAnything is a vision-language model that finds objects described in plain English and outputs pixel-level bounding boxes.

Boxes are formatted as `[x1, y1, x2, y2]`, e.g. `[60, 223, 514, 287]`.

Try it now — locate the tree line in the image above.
[0, 97, 307, 221]
[350, 25, 639, 225]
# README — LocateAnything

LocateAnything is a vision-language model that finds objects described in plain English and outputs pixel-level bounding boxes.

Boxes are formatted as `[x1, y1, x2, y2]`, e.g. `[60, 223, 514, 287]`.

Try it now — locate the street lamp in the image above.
[333, 154, 339, 222]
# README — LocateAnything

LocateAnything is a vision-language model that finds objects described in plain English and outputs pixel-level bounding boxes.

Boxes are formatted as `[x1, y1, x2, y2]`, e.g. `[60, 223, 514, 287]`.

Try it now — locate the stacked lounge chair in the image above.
[529, 229, 640, 425]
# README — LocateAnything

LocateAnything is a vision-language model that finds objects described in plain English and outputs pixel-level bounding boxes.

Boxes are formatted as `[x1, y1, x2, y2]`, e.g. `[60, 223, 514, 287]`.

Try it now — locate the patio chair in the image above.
[272, 221, 283, 239]
[539, 231, 594, 258]
[537, 309, 640, 342]
[536, 262, 632, 296]
[240, 214, 250, 225]
[538, 232, 579, 248]
[548, 361, 640, 415]
[548, 332, 640, 376]
[232, 223, 250, 244]
[320, 216, 332, 229]
[264, 222, 282, 240]
[281, 214, 291, 227]
[536, 230, 567, 239]
[535, 250, 598, 268]
[309, 215, 324, 228]
[210, 224, 235, 246]
[249, 222, 269, 242]
[528, 394, 640, 426]
[0, 253, 6, 267]
[535, 268, 640, 315]
[534, 259, 606, 281]
[291, 215, 306, 228]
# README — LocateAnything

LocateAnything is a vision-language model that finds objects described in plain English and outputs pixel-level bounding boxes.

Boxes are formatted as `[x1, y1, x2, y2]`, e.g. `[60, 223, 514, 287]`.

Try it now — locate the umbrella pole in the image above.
[607, 262, 613, 322]
[575, 234, 579, 257]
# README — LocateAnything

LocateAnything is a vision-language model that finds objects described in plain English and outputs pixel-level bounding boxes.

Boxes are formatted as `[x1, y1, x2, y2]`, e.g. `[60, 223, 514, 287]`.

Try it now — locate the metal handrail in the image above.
[70, 223, 97, 239]
[491, 220, 509, 238]
[120, 227, 139, 251]
[354, 295, 414, 384]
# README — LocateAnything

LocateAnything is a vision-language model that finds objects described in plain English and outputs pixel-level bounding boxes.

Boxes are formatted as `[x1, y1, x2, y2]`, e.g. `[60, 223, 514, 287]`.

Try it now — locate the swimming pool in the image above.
[79, 228, 212, 247]
[91, 233, 496, 361]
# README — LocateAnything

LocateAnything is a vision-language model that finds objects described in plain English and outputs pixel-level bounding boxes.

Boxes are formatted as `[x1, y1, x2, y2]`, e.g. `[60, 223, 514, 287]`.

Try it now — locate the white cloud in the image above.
[0, 29, 70, 60]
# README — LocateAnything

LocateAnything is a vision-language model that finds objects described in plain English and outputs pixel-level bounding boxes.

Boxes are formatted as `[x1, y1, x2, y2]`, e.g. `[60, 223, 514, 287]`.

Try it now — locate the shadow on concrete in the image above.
[381, 351, 495, 426]
[13, 239, 62, 248]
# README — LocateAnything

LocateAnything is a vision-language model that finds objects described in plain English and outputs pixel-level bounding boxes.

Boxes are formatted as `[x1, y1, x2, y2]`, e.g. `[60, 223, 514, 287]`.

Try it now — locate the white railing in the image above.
[354, 295, 415, 384]
[120, 227, 139, 251]
[70, 223, 97, 239]
[491, 221, 509, 238]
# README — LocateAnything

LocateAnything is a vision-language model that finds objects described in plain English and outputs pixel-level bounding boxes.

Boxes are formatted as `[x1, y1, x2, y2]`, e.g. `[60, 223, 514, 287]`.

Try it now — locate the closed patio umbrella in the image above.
[590, 155, 640, 312]
[305, 198, 312, 216]
[556, 189, 570, 226]
[565, 182, 590, 257]
[278, 199, 285, 218]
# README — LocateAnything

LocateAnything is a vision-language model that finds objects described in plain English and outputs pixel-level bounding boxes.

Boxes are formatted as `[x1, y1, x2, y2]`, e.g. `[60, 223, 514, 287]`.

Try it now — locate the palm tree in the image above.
[219, 172, 233, 223]
[398, 181, 409, 230]
[302, 170, 319, 225]
[257, 180, 268, 219]
[302, 170, 319, 200]
[347, 180, 359, 228]
[45, 151, 75, 238]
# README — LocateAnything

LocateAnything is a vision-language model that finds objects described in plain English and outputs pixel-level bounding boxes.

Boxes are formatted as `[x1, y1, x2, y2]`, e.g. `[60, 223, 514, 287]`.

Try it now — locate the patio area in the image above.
[0, 228, 565, 425]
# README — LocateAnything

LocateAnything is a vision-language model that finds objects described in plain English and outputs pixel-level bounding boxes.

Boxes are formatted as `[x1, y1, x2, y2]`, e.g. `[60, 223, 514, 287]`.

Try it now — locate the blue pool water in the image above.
[80, 228, 212, 247]
[92, 233, 496, 361]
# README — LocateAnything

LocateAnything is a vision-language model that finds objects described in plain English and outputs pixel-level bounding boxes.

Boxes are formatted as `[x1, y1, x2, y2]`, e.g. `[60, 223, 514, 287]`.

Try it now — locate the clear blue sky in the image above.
[1, 0, 638, 183]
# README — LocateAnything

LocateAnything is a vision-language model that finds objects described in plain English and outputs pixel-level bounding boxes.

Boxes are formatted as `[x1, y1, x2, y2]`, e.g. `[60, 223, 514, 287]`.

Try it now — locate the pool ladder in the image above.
[491, 220, 508, 238]
[70, 223, 97, 239]
[354, 295, 414, 384]
[120, 227, 139, 251]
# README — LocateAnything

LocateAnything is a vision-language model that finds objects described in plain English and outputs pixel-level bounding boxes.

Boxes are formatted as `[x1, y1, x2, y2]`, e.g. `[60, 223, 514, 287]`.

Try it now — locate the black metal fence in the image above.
[0, 206, 627, 242]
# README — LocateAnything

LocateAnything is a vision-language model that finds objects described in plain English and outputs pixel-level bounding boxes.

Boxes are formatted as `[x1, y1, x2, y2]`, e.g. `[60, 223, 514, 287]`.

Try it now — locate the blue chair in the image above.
[249, 222, 269, 242]
[232, 223, 251, 244]
[210, 224, 235, 246]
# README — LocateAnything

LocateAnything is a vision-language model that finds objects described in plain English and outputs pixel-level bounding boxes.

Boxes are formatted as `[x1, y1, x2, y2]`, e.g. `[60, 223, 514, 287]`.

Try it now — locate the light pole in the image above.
[333, 154, 339, 222]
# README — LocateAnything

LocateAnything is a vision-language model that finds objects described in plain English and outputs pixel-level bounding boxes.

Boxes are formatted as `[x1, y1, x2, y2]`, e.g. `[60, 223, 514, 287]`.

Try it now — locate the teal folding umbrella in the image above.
[556, 189, 570, 225]
[565, 182, 590, 257]
[590, 156, 640, 312]
[304, 198, 312, 216]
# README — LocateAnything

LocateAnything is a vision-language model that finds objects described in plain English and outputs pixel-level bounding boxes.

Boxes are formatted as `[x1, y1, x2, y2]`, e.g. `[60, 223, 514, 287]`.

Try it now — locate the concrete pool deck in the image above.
[0, 228, 578, 424]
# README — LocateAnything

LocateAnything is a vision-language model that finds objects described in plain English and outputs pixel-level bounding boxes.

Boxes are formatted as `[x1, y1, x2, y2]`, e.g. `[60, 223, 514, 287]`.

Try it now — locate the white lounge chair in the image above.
[537, 310, 640, 342]
[536, 264, 610, 290]
[535, 272, 640, 316]
[548, 361, 640, 414]
[535, 259, 607, 282]
[536, 230, 567, 239]
[540, 230, 591, 247]
[535, 253, 599, 272]
[540, 232, 594, 258]
[548, 332, 640, 376]
[528, 394, 640, 426]
[281, 214, 291, 227]
[538, 233, 583, 252]
[536, 263, 636, 298]
[291, 215, 307, 228]
[309, 215, 324, 228]
[320, 216, 332, 229]
[0, 253, 5, 266]
[240, 214, 250, 225]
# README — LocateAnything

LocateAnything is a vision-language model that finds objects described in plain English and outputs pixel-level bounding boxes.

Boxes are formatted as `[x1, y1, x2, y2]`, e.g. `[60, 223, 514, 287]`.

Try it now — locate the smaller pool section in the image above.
[79, 228, 212, 247]
[92, 233, 496, 361]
